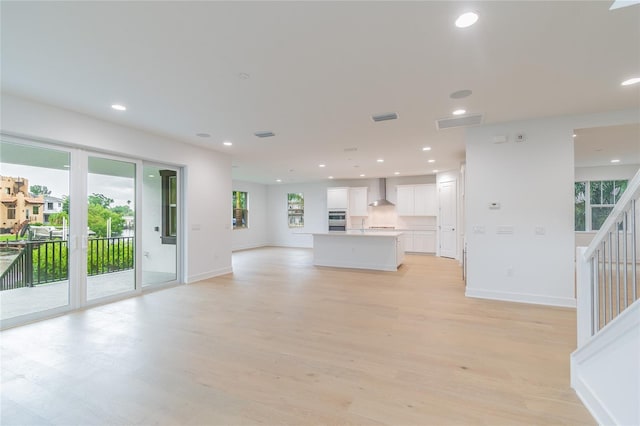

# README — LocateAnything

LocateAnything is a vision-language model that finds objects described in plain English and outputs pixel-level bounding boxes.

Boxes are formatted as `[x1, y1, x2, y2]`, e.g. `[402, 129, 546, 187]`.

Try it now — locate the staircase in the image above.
[572, 168, 640, 425]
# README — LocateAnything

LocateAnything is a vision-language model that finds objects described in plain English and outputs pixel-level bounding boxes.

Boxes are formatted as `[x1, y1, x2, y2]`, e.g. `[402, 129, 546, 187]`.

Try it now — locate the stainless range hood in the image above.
[369, 178, 395, 207]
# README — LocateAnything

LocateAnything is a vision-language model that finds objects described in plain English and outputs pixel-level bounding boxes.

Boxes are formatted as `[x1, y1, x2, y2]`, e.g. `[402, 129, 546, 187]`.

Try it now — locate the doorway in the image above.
[439, 179, 457, 259]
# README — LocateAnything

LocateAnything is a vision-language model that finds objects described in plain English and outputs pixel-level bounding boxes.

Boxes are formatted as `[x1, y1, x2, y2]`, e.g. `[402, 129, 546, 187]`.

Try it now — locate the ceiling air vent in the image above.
[254, 131, 275, 138]
[436, 113, 483, 130]
[372, 112, 398, 122]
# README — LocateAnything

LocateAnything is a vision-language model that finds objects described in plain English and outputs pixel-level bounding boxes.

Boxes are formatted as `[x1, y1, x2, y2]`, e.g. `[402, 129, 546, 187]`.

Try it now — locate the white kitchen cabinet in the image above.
[396, 184, 437, 216]
[396, 186, 414, 216]
[348, 187, 368, 216]
[327, 187, 348, 209]
[401, 232, 414, 252]
[413, 231, 436, 253]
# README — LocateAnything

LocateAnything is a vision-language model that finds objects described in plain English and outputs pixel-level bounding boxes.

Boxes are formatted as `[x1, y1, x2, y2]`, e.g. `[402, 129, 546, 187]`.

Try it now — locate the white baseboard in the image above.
[465, 288, 576, 307]
[232, 242, 268, 252]
[571, 374, 615, 425]
[187, 266, 232, 283]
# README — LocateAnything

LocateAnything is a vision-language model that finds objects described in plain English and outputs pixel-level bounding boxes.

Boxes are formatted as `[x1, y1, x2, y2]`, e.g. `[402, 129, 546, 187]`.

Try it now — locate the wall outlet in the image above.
[506, 267, 514, 277]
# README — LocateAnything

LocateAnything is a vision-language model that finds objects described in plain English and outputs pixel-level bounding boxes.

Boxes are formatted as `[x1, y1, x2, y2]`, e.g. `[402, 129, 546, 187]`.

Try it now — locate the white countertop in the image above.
[313, 231, 403, 237]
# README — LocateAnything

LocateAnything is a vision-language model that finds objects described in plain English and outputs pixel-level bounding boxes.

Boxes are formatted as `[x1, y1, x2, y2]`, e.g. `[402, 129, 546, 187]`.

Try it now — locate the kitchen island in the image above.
[312, 231, 405, 272]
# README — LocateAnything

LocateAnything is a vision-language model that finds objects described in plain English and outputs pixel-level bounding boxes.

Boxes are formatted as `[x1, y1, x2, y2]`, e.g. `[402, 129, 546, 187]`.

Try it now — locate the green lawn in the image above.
[0, 234, 26, 242]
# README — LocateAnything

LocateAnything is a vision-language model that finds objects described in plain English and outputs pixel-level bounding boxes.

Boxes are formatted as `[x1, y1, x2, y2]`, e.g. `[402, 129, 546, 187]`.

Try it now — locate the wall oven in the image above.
[328, 210, 347, 231]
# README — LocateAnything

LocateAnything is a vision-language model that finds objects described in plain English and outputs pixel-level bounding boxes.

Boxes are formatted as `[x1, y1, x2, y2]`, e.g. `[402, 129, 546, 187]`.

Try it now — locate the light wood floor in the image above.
[1, 247, 594, 425]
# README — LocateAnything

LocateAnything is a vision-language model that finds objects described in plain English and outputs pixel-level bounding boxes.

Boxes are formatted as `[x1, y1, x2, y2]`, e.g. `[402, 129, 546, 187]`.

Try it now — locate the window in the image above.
[47, 202, 54, 210]
[287, 193, 304, 228]
[575, 180, 628, 231]
[33, 206, 40, 214]
[232, 191, 248, 229]
[7, 204, 16, 219]
[160, 170, 177, 244]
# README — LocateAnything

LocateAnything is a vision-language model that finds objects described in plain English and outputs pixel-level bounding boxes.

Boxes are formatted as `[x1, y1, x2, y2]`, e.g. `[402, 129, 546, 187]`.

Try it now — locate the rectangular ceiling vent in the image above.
[436, 113, 483, 130]
[254, 131, 275, 138]
[372, 112, 398, 122]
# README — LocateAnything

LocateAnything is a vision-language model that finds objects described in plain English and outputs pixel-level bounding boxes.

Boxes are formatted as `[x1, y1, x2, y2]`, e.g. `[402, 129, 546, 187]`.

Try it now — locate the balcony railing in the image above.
[0, 237, 134, 291]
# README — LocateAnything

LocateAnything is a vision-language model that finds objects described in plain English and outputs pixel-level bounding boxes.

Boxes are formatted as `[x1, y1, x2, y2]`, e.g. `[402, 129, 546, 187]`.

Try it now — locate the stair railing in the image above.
[576, 168, 640, 346]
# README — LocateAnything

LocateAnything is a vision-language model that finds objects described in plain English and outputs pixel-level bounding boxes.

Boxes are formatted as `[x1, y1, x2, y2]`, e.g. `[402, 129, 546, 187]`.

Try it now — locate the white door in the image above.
[439, 180, 457, 258]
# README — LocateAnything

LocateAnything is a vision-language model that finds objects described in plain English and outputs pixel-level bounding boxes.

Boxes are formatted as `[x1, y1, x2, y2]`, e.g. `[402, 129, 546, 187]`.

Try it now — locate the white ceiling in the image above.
[1, 1, 639, 184]
[574, 123, 640, 168]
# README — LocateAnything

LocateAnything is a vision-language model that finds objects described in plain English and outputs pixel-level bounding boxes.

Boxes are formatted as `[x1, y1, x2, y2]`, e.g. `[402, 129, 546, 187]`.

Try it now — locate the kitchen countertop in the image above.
[313, 231, 403, 237]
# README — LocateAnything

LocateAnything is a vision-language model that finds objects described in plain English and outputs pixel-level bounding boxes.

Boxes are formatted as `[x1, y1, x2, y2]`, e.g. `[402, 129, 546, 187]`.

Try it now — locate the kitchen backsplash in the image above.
[348, 206, 436, 229]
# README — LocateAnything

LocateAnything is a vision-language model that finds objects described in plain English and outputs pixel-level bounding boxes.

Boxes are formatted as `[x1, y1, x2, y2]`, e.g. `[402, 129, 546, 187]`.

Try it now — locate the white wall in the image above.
[1, 93, 233, 282]
[232, 180, 268, 251]
[267, 182, 327, 248]
[465, 109, 638, 307]
[574, 164, 640, 248]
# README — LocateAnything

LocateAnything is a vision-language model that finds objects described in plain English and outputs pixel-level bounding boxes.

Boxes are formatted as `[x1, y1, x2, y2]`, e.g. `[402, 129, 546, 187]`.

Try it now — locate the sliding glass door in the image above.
[142, 164, 178, 287]
[0, 140, 71, 321]
[1, 138, 182, 327]
[86, 155, 137, 301]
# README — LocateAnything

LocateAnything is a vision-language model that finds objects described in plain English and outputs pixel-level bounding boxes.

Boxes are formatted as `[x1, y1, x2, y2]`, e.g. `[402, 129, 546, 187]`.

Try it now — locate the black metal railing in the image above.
[87, 237, 134, 276]
[0, 236, 134, 291]
[0, 246, 29, 291]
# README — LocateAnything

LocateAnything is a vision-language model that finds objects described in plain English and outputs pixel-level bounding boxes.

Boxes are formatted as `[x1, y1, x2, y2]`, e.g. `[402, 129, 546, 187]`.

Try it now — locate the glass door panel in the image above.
[141, 165, 178, 287]
[0, 140, 70, 320]
[86, 156, 136, 301]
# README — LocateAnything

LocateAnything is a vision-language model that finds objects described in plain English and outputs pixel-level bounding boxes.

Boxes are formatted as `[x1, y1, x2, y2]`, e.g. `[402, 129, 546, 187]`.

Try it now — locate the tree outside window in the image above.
[233, 191, 248, 229]
[575, 180, 628, 231]
[287, 193, 304, 228]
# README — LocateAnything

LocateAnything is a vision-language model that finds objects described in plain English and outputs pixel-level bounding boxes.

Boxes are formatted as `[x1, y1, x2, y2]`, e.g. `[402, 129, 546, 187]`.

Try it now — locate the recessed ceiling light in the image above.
[455, 12, 478, 28]
[433, 169, 439, 173]
[428, 159, 436, 163]
[223, 141, 233, 146]
[360, 174, 365, 177]
[328, 176, 334, 179]
[377, 159, 384, 163]
[148, 174, 154, 178]
[196, 133, 211, 138]
[394, 171, 400, 175]
[111, 104, 126, 111]
[611, 159, 621, 163]
[572, 134, 577, 138]
[319, 164, 326, 168]
[63, 165, 70, 168]
[452, 109, 466, 116]
[422, 146, 431, 151]
[450, 89, 472, 99]
[276, 179, 282, 182]
[621, 77, 640, 86]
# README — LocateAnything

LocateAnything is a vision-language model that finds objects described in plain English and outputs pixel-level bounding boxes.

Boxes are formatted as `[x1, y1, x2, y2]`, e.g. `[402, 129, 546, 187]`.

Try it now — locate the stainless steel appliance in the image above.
[328, 210, 346, 231]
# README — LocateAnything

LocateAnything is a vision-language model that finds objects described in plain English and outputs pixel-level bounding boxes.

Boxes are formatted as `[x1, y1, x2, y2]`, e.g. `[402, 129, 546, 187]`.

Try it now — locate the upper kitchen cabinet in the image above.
[348, 187, 368, 216]
[396, 184, 437, 216]
[327, 187, 348, 209]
